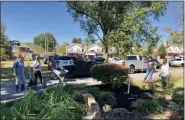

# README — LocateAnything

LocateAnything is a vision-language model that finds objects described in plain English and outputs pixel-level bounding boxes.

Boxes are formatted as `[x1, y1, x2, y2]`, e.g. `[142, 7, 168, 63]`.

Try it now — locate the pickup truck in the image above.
[124, 55, 148, 73]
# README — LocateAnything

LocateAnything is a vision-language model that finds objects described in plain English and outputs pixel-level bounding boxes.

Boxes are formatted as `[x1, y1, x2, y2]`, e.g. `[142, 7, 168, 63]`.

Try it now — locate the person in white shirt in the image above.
[159, 58, 170, 88]
[33, 56, 42, 85]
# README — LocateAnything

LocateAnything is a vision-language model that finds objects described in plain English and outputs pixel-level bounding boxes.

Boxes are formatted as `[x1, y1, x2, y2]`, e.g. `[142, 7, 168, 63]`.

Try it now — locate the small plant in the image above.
[99, 91, 117, 107]
[84, 87, 101, 97]
[103, 104, 112, 112]
[172, 87, 184, 104]
[91, 63, 129, 88]
[132, 98, 167, 114]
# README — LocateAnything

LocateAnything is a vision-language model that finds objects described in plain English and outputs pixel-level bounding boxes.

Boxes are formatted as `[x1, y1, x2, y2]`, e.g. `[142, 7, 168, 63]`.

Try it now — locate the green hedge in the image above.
[91, 63, 129, 87]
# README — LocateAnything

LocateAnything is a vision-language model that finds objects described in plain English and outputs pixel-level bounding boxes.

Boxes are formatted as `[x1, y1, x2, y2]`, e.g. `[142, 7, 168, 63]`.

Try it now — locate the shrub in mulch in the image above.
[91, 63, 129, 88]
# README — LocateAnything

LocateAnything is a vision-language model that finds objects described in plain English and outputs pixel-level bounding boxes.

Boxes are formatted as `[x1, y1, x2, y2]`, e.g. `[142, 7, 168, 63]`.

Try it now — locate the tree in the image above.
[33, 33, 57, 52]
[56, 43, 66, 54]
[66, 1, 167, 59]
[158, 44, 166, 59]
[25, 42, 44, 55]
[84, 35, 96, 43]
[72, 38, 82, 43]
[0, 23, 11, 57]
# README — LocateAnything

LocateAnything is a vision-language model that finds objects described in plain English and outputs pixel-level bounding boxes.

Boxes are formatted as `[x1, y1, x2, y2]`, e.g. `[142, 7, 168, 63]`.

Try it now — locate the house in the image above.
[9, 40, 33, 58]
[66, 43, 117, 58]
[166, 46, 183, 58]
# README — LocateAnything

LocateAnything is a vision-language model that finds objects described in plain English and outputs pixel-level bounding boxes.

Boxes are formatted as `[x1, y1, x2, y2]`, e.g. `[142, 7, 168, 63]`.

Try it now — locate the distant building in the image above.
[66, 43, 116, 58]
[9, 40, 33, 58]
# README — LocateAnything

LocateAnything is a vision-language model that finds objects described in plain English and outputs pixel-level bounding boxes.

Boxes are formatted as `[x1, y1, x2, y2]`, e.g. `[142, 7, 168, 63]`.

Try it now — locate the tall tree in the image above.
[72, 38, 82, 43]
[0, 23, 11, 56]
[25, 42, 44, 55]
[158, 44, 166, 59]
[66, 1, 167, 59]
[33, 33, 57, 52]
[56, 44, 66, 54]
[84, 35, 96, 43]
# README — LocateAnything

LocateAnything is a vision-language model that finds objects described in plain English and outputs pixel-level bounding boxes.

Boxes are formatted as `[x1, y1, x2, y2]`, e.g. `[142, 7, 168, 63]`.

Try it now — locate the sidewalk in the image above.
[1, 77, 101, 102]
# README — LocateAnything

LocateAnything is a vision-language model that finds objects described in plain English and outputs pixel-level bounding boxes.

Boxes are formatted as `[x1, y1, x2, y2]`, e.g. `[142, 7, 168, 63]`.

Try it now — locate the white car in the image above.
[169, 58, 184, 67]
[108, 57, 125, 66]
[52, 56, 75, 73]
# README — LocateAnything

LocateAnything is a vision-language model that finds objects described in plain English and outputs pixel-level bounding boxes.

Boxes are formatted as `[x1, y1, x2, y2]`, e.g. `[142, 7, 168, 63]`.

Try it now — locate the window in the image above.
[126, 56, 137, 60]
[58, 56, 71, 60]
[176, 59, 182, 61]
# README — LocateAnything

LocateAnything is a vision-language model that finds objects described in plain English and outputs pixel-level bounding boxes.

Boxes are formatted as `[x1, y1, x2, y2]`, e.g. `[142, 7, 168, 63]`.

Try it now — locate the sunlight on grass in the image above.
[1, 61, 50, 81]
[132, 76, 184, 89]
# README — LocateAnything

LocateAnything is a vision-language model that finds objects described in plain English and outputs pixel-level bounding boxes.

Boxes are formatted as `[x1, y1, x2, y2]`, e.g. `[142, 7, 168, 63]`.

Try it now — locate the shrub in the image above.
[99, 91, 117, 107]
[132, 98, 168, 114]
[172, 87, 184, 104]
[91, 63, 129, 87]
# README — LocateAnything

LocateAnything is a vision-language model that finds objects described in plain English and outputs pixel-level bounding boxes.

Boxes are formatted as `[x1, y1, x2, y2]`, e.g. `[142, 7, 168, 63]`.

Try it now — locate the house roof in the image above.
[18, 44, 30, 48]
[166, 46, 183, 53]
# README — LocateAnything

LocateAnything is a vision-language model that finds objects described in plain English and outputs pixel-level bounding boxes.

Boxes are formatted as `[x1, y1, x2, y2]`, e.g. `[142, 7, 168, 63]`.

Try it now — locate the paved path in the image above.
[1, 77, 101, 101]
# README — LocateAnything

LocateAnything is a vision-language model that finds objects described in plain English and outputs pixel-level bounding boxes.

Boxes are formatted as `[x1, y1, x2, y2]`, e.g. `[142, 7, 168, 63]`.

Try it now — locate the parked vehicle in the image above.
[95, 57, 105, 63]
[169, 58, 184, 67]
[124, 55, 148, 73]
[152, 59, 161, 69]
[108, 57, 125, 65]
[43, 56, 53, 64]
[52, 56, 75, 75]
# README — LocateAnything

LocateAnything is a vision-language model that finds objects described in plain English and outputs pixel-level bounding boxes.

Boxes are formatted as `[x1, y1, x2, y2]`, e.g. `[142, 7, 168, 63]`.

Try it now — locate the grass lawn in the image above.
[1, 60, 51, 81]
[132, 76, 184, 89]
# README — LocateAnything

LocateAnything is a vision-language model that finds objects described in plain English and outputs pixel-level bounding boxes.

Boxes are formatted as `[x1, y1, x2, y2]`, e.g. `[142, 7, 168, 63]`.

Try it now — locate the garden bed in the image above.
[86, 83, 154, 111]
[1, 85, 87, 120]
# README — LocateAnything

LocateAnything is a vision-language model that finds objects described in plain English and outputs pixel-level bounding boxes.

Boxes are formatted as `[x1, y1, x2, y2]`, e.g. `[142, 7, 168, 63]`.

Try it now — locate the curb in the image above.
[83, 93, 101, 120]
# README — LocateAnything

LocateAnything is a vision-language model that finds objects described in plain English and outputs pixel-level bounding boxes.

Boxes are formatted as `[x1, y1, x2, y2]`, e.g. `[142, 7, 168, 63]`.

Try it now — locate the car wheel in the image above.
[181, 63, 184, 67]
[129, 65, 135, 74]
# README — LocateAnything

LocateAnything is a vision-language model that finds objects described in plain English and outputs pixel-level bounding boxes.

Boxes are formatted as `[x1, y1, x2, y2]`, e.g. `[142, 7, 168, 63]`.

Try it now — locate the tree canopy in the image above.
[66, 1, 167, 59]
[158, 44, 166, 59]
[56, 43, 66, 55]
[83, 35, 96, 43]
[72, 38, 82, 43]
[0, 23, 11, 56]
[25, 42, 44, 55]
[33, 33, 57, 52]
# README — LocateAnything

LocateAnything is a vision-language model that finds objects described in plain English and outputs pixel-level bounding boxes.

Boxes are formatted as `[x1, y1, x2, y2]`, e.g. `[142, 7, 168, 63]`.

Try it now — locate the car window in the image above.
[58, 56, 72, 60]
[126, 56, 137, 60]
[176, 59, 182, 61]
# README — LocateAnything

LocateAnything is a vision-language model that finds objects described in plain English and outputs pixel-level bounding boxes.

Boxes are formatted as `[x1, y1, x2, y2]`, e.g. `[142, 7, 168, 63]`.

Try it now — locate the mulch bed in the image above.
[87, 83, 154, 111]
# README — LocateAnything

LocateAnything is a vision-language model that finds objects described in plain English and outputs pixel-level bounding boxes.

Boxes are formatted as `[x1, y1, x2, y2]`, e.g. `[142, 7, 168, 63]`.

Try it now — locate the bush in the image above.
[172, 88, 184, 104]
[91, 63, 129, 87]
[132, 97, 168, 114]
[99, 91, 117, 107]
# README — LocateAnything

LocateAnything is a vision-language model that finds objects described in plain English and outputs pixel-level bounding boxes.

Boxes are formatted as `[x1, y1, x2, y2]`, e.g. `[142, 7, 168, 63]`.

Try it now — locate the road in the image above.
[1, 67, 183, 101]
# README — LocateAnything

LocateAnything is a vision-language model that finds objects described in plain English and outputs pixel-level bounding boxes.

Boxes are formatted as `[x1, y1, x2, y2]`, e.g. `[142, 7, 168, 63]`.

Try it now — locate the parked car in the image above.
[124, 55, 148, 73]
[95, 57, 106, 63]
[43, 56, 53, 64]
[108, 57, 125, 65]
[52, 56, 75, 75]
[169, 58, 184, 67]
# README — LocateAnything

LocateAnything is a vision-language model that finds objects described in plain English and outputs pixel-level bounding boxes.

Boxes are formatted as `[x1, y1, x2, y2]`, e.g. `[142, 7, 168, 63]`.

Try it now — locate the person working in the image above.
[33, 56, 43, 85]
[159, 58, 170, 88]
[143, 56, 155, 83]
[13, 55, 26, 92]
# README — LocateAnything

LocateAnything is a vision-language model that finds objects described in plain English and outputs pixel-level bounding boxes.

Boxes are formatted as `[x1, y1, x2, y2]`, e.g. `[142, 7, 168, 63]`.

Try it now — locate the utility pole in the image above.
[44, 33, 46, 54]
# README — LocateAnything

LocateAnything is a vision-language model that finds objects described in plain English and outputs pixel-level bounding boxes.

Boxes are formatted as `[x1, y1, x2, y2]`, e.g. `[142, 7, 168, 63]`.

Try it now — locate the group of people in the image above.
[143, 56, 170, 87]
[13, 54, 170, 92]
[13, 55, 43, 92]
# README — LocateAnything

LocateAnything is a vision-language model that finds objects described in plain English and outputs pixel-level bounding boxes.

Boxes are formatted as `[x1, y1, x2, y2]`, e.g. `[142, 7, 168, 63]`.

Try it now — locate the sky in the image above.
[1, 1, 184, 45]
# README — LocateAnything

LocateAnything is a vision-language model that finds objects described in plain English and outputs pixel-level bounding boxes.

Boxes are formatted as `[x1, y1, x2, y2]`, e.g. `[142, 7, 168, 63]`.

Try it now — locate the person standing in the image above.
[13, 55, 26, 92]
[33, 56, 43, 85]
[143, 56, 155, 83]
[159, 58, 170, 88]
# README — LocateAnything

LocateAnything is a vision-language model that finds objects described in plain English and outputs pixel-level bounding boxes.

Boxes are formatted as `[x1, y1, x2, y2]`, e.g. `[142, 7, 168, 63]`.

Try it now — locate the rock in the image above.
[101, 108, 148, 120]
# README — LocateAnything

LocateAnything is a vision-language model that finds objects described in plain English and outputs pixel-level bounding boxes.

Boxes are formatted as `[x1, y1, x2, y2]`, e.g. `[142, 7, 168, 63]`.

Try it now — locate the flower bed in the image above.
[1, 85, 86, 120]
